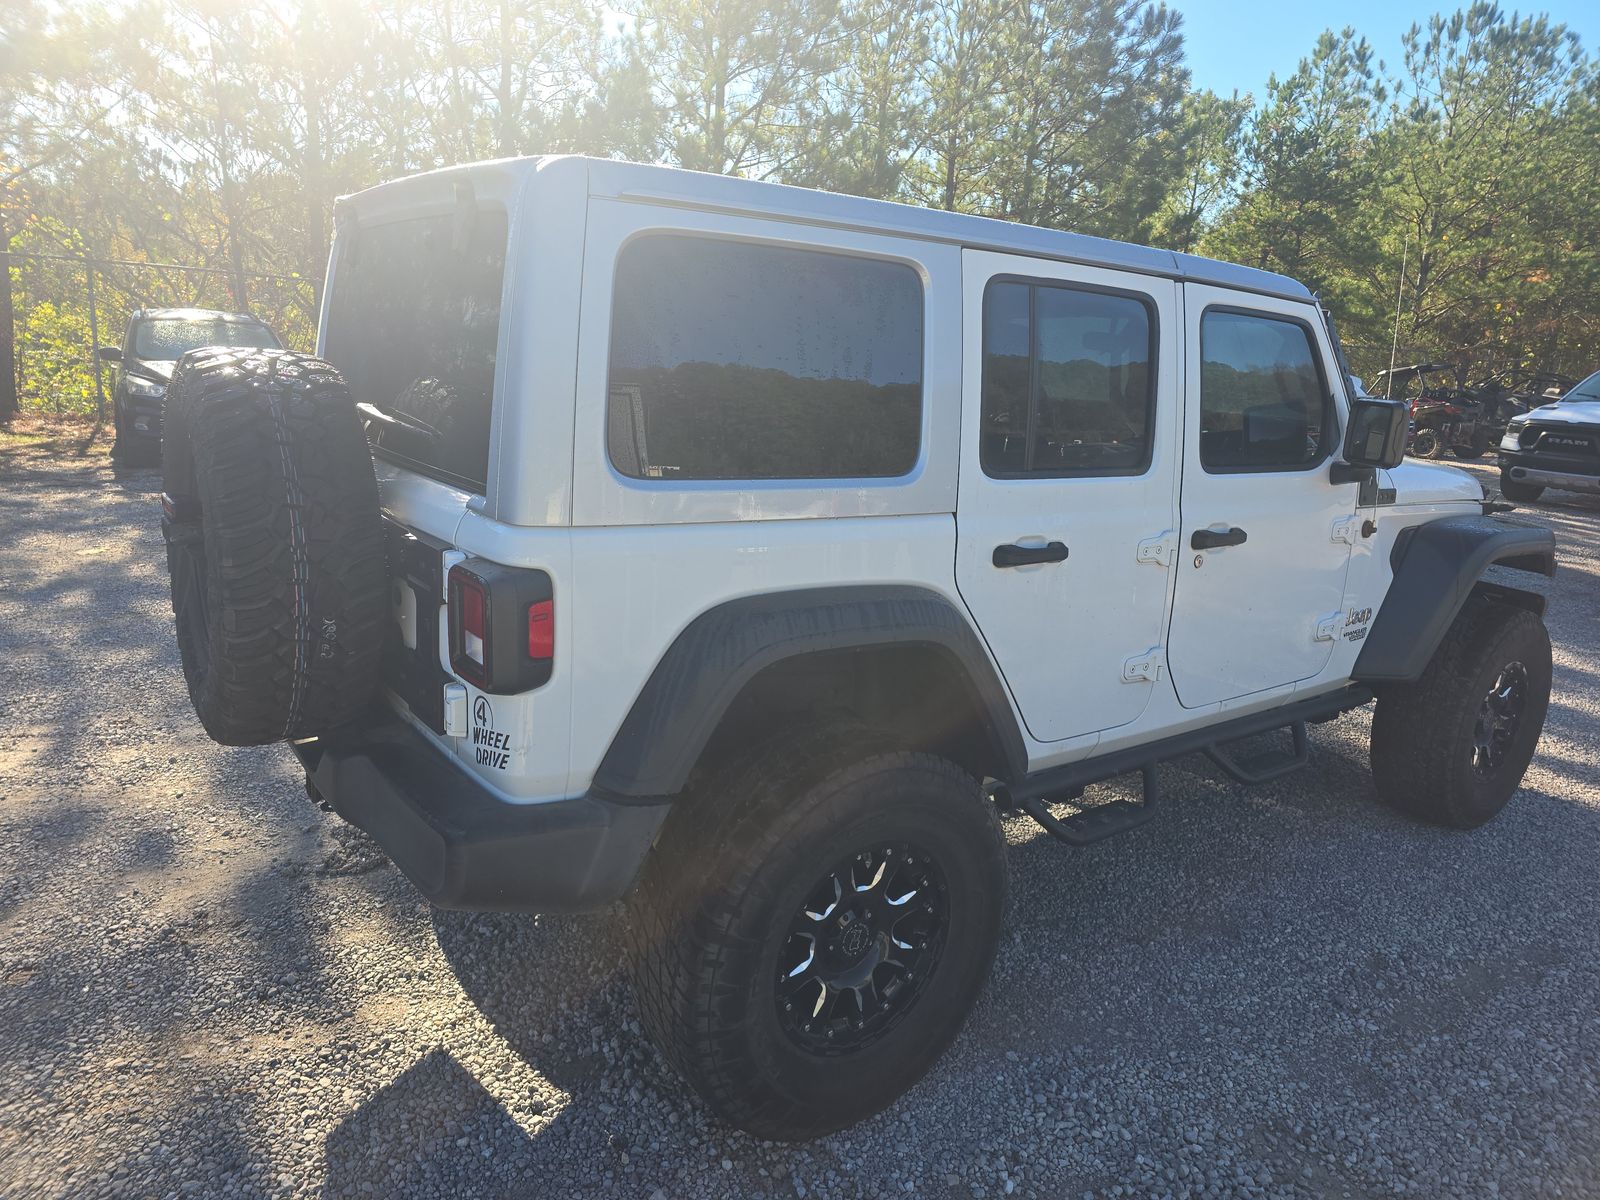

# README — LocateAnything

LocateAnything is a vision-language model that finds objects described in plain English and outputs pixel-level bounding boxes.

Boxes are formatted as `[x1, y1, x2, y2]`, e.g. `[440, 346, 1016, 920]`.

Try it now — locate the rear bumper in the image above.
[292, 711, 668, 912]
[1499, 450, 1600, 495]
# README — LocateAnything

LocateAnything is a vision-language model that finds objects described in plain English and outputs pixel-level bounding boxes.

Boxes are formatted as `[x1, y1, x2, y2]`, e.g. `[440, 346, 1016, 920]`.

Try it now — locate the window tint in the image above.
[323, 208, 508, 491]
[1199, 311, 1329, 471]
[981, 280, 1155, 476]
[607, 236, 923, 480]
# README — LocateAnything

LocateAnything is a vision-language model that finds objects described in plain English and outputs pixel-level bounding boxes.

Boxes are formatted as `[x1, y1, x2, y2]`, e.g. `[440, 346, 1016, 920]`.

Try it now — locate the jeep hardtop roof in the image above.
[335, 155, 1316, 305]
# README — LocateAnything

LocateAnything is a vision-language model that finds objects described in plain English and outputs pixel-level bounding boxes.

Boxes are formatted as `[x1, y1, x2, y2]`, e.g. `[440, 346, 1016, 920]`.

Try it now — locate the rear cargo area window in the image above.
[323, 207, 508, 491]
[607, 235, 924, 481]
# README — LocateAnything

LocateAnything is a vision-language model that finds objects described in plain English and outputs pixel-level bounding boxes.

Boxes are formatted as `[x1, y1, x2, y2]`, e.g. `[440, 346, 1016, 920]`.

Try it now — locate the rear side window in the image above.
[607, 235, 924, 480]
[323, 208, 508, 492]
[1199, 310, 1330, 471]
[981, 279, 1156, 477]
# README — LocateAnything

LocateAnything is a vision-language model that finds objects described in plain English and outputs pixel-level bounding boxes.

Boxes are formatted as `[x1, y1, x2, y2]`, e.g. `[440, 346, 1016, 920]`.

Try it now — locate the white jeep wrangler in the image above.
[159, 156, 1556, 1141]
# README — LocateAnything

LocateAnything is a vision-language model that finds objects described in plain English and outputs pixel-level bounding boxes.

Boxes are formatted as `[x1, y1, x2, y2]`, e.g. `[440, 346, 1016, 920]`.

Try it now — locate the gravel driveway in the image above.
[3, 441, 1599, 1200]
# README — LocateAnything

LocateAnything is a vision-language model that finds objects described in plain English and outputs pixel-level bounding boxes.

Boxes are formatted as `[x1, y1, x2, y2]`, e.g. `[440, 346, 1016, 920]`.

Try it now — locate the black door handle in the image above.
[993, 541, 1069, 568]
[1191, 527, 1248, 550]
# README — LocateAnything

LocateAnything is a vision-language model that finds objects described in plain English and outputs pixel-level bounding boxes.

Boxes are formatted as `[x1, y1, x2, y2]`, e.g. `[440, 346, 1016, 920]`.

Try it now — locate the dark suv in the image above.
[101, 308, 280, 463]
[1498, 367, 1600, 502]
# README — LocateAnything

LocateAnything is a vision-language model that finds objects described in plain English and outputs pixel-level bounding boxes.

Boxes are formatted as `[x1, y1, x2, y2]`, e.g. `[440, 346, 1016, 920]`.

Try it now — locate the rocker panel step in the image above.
[1013, 766, 1159, 847]
[1203, 720, 1310, 785]
[1002, 686, 1374, 849]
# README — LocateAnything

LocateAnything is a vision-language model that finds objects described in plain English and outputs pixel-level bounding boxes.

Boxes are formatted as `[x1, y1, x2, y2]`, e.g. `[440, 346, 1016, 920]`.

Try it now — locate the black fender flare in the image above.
[591, 585, 1028, 799]
[1352, 515, 1555, 684]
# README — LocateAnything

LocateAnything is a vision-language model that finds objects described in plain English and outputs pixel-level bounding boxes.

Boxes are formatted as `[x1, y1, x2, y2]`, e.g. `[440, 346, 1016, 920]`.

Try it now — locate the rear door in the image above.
[1166, 286, 1355, 707]
[954, 250, 1180, 743]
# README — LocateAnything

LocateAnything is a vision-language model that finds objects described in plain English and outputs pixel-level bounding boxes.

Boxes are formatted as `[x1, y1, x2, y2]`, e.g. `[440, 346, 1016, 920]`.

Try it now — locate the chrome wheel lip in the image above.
[1472, 661, 1529, 776]
[775, 841, 947, 1055]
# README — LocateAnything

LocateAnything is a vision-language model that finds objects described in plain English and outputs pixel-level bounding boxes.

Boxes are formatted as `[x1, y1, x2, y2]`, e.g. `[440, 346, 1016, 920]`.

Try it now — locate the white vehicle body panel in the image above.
[319, 155, 1487, 807]
[953, 249, 1182, 743]
[1165, 283, 1357, 708]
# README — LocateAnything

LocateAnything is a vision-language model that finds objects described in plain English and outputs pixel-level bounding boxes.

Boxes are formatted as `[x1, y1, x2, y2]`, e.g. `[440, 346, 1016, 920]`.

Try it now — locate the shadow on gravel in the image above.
[108, 462, 163, 496]
[428, 905, 728, 1189]
[323, 1049, 537, 1199]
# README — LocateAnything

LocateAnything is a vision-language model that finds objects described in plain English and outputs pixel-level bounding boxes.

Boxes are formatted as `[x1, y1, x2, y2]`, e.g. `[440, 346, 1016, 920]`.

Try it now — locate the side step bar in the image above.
[1011, 765, 1159, 846]
[1005, 686, 1371, 848]
[1204, 720, 1309, 785]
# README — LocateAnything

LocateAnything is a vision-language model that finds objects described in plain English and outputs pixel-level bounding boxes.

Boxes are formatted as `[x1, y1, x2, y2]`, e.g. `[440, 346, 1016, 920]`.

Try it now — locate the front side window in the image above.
[1199, 310, 1330, 471]
[981, 279, 1156, 477]
[607, 235, 924, 480]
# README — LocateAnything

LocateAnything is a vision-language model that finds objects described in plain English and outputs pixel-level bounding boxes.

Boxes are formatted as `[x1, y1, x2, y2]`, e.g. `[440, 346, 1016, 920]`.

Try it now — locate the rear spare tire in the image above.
[161, 348, 387, 745]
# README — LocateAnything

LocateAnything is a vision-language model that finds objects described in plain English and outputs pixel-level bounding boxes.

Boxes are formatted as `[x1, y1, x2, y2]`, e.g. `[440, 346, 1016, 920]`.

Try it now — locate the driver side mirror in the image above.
[1341, 396, 1408, 469]
[96, 345, 122, 364]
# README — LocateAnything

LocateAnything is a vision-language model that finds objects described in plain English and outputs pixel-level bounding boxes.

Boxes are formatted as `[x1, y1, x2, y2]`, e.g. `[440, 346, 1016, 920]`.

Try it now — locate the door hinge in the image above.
[1331, 516, 1360, 545]
[1314, 612, 1343, 642]
[1122, 647, 1165, 683]
[1135, 531, 1177, 568]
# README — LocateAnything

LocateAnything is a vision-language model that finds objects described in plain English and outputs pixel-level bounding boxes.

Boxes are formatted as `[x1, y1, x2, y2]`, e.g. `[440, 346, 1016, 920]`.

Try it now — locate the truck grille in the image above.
[1521, 425, 1598, 456]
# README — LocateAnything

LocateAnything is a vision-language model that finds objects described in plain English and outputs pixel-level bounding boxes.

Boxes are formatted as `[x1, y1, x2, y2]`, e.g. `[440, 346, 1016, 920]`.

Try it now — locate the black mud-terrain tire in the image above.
[1499, 474, 1545, 504]
[1454, 429, 1491, 459]
[624, 726, 1007, 1140]
[160, 348, 388, 746]
[1409, 427, 1443, 458]
[1370, 599, 1552, 829]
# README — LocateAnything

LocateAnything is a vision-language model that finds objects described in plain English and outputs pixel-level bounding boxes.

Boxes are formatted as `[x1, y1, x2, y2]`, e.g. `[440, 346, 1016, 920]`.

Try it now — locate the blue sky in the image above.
[1172, 0, 1595, 99]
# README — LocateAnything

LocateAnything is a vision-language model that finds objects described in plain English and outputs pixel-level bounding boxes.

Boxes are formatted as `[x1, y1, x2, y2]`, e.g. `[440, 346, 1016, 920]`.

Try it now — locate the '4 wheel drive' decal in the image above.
[470, 694, 512, 770]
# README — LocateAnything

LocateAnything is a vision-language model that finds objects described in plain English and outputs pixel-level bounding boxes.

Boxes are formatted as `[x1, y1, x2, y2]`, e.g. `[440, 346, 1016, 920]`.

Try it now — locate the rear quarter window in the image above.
[606, 235, 924, 481]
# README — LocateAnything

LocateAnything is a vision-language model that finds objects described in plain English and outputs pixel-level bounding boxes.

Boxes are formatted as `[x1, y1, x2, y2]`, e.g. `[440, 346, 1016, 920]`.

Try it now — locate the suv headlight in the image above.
[124, 376, 167, 399]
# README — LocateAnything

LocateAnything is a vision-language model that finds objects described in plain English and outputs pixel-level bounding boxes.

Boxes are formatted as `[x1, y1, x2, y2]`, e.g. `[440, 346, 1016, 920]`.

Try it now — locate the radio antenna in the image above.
[1386, 233, 1409, 399]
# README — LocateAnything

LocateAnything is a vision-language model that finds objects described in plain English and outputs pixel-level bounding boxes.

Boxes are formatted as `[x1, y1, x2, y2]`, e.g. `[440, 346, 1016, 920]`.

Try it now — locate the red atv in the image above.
[1375, 362, 1494, 460]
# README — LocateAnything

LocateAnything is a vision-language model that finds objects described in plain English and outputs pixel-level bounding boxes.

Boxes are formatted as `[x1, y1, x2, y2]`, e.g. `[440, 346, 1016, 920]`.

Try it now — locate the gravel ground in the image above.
[2, 441, 1599, 1200]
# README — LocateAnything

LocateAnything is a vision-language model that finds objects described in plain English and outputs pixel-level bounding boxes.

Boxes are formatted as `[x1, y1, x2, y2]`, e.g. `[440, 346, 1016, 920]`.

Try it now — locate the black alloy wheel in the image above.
[1471, 661, 1529, 776]
[775, 841, 947, 1054]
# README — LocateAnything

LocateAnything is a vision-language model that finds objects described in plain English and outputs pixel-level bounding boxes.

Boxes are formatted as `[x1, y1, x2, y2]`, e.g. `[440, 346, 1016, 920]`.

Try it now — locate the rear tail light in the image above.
[448, 561, 554, 693]
[447, 565, 491, 688]
[528, 599, 554, 661]
[457, 575, 487, 670]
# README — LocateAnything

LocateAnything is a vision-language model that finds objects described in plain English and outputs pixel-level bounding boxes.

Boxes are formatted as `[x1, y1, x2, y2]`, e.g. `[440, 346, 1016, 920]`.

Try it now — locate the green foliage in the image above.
[1204, 6, 1598, 381]
[4, 0, 1599, 415]
[17, 299, 97, 415]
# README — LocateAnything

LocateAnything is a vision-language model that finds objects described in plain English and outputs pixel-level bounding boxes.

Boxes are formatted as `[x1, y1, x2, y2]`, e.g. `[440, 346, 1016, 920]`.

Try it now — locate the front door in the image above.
[955, 250, 1180, 743]
[1166, 284, 1356, 708]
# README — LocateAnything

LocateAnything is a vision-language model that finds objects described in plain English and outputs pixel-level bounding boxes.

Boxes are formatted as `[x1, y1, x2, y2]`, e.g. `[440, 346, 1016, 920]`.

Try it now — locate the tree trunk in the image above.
[0, 207, 17, 419]
[300, 5, 329, 318]
[497, 0, 515, 157]
[942, 133, 959, 211]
